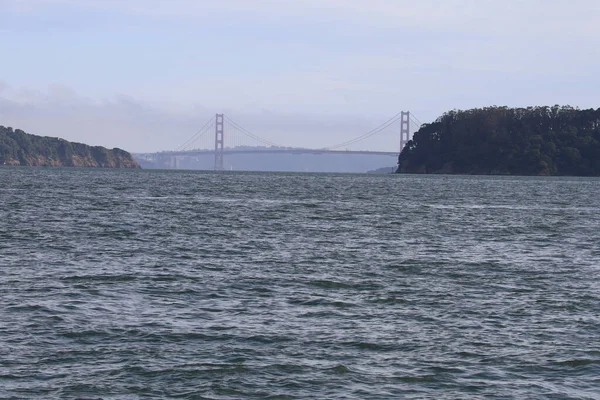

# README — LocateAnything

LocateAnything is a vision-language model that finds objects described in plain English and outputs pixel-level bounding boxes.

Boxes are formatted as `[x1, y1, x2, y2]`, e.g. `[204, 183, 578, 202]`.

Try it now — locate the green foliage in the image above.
[397, 106, 600, 176]
[0, 125, 138, 168]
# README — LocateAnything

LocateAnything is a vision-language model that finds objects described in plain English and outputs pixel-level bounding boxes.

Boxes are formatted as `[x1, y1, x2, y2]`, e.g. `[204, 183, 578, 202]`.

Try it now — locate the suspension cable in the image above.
[410, 114, 424, 127]
[323, 112, 404, 150]
[175, 116, 214, 151]
[224, 115, 284, 148]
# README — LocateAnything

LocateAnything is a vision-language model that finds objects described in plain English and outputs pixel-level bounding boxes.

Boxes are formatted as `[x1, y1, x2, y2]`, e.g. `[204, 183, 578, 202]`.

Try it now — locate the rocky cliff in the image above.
[0, 126, 139, 168]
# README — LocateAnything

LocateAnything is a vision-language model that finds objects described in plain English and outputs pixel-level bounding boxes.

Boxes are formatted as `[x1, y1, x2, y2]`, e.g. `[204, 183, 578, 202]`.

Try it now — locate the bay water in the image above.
[1, 168, 599, 399]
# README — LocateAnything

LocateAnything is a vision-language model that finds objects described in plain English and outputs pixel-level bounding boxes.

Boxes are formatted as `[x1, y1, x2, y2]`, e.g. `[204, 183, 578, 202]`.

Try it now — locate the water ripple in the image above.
[1, 168, 599, 399]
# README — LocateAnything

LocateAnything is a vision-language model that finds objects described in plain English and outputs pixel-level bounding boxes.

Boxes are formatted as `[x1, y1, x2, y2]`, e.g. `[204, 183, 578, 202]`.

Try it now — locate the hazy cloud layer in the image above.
[0, 85, 398, 152]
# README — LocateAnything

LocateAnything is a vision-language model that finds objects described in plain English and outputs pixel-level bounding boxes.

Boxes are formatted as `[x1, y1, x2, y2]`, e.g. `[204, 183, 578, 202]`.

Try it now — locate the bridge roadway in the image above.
[143, 148, 399, 158]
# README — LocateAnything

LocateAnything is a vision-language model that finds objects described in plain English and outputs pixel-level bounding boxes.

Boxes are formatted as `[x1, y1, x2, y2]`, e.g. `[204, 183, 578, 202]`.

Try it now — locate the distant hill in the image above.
[0, 126, 139, 168]
[397, 106, 600, 176]
[366, 166, 396, 174]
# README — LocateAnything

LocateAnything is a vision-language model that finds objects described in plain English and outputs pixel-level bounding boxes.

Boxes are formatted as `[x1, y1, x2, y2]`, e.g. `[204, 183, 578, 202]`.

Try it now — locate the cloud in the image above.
[0, 84, 406, 153]
[9, 0, 600, 35]
[0, 80, 9, 94]
[42, 1, 600, 22]
[0, 85, 197, 151]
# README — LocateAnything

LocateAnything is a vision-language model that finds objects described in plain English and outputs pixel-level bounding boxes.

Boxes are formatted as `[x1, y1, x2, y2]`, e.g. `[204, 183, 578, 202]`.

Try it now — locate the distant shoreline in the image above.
[0, 126, 140, 168]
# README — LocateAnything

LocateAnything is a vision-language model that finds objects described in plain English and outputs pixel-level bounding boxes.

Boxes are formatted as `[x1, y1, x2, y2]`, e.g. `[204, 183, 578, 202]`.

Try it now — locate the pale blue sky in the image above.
[1, 0, 599, 152]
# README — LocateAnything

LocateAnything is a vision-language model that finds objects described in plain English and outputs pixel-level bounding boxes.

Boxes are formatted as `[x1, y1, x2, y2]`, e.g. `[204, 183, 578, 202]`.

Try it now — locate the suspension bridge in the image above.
[136, 111, 422, 171]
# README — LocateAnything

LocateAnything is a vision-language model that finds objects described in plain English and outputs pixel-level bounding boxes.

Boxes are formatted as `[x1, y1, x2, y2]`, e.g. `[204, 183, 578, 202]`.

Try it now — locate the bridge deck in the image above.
[141, 149, 399, 157]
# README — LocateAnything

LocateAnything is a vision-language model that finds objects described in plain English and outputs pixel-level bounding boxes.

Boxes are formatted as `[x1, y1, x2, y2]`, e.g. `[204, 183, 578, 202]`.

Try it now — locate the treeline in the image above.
[0, 126, 139, 168]
[397, 106, 600, 176]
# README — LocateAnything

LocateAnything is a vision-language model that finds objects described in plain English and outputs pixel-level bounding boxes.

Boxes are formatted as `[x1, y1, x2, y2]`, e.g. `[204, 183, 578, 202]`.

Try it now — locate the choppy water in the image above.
[1, 168, 599, 399]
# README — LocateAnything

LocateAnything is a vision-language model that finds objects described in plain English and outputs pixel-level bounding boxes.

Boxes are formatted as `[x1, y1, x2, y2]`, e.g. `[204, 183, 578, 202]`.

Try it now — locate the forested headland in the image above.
[397, 106, 600, 176]
[0, 126, 139, 168]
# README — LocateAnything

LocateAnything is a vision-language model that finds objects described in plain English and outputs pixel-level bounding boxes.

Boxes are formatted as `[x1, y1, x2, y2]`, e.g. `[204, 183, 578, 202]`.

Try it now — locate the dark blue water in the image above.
[1, 168, 599, 399]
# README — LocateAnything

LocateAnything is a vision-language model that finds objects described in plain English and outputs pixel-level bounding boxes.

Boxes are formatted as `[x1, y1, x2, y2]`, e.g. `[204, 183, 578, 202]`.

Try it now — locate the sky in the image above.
[1, 0, 600, 152]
